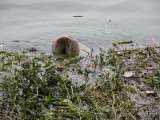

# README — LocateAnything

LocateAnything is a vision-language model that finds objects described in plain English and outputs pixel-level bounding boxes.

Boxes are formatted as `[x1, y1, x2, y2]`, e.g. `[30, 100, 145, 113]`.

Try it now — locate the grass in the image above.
[0, 44, 160, 120]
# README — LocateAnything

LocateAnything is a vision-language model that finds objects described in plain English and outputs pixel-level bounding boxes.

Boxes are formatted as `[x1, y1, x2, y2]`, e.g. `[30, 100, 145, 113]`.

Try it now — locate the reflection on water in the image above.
[0, 0, 160, 54]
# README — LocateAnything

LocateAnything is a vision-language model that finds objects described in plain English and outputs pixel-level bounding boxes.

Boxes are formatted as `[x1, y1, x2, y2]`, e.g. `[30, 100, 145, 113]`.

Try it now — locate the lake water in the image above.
[0, 0, 160, 55]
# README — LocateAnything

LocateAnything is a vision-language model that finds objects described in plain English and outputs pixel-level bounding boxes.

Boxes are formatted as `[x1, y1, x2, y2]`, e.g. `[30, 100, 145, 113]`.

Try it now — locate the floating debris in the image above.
[73, 16, 83, 17]
[12, 40, 30, 42]
[12, 40, 21, 42]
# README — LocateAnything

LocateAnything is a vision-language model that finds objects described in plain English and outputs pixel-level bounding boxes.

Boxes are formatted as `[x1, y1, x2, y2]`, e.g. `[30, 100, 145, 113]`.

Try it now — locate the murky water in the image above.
[0, 0, 160, 55]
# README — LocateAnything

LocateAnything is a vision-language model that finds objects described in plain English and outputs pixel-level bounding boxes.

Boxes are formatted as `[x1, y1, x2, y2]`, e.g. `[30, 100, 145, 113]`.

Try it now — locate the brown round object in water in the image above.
[52, 35, 80, 55]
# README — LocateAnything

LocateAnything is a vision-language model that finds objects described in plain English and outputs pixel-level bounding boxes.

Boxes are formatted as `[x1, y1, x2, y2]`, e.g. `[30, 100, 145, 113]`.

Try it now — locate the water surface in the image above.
[0, 0, 160, 54]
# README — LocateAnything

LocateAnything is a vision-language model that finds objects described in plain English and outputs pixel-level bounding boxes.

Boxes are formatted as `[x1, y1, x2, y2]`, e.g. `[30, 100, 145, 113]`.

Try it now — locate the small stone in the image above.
[123, 71, 134, 77]
[117, 51, 123, 55]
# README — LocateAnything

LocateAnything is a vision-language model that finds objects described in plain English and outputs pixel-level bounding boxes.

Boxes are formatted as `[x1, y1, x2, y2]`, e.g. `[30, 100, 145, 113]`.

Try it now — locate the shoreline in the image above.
[0, 44, 160, 119]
